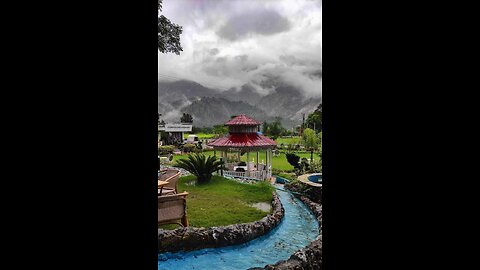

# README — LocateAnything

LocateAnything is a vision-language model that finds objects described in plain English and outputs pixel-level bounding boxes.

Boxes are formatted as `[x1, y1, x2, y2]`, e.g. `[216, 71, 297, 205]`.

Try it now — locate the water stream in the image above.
[158, 187, 319, 270]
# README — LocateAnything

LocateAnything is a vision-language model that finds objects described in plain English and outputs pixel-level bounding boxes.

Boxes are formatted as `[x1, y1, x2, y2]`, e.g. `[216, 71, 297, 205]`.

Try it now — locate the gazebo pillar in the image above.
[269, 148, 272, 178]
[256, 151, 259, 171]
[265, 149, 269, 180]
[246, 151, 250, 177]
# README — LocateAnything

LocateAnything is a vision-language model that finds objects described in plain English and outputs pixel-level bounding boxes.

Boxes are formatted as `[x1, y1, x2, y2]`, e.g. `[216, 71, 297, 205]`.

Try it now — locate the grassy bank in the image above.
[160, 175, 274, 229]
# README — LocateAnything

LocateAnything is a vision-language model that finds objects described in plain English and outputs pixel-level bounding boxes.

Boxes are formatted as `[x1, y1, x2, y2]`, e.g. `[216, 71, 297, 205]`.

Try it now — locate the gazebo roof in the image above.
[225, 114, 261, 126]
[208, 133, 276, 149]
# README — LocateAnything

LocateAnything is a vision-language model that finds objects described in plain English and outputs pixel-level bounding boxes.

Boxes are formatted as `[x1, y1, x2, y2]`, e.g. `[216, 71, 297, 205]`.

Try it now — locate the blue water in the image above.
[275, 176, 290, 184]
[307, 174, 322, 183]
[158, 188, 319, 270]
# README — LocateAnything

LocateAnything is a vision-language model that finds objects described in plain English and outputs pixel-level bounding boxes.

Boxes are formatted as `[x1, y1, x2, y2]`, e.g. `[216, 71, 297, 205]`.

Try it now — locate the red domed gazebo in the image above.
[208, 114, 276, 181]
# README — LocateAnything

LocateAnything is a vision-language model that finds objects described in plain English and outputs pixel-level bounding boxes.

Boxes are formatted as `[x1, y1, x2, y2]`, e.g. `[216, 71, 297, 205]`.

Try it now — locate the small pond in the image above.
[307, 174, 322, 183]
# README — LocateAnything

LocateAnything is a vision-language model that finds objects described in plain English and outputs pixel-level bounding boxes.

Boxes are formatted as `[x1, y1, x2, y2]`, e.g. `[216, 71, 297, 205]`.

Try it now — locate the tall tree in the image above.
[303, 128, 319, 162]
[158, 0, 183, 54]
[180, 113, 193, 123]
[262, 121, 269, 134]
[305, 104, 322, 132]
[268, 118, 284, 140]
[213, 124, 228, 136]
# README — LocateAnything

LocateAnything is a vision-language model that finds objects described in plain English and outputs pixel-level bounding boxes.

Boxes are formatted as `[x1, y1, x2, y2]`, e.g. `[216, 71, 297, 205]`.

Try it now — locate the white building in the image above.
[158, 123, 192, 145]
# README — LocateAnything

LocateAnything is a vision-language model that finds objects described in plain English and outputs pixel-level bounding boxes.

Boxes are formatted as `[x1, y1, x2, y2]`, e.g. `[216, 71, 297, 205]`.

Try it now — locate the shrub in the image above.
[285, 153, 300, 169]
[308, 160, 322, 173]
[299, 157, 310, 174]
[174, 153, 224, 184]
[182, 143, 196, 153]
[158, 145, 174, 155]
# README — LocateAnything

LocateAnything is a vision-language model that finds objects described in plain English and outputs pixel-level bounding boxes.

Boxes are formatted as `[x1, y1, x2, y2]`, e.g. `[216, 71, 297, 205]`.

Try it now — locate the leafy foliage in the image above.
[158, 0, 183, 54]
[262, 118, 286, 140]
[158, 145, 174, 155]
[174, 153, 224, 184]
[308, 160, 322, 173]
[302, 128, 320, 161]
[305, 103, 322, 131]
[285, 153, 301, 169]
[213, 124, 228, 136]
[182, 143, 196, 153]
[299, 157, 310, 174]
[180, 113, 193, 123]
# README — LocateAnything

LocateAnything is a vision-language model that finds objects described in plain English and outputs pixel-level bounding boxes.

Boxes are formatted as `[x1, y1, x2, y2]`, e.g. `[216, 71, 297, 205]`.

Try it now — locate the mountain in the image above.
[158, 80, 220, 103]
[257, 85, 321, 123]
[221, 84, 264, 106]
[181, 97, 268, 127]
[158, 79, 320, 129]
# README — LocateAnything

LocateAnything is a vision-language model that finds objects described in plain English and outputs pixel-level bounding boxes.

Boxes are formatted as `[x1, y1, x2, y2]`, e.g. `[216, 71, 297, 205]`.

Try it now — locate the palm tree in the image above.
[175, 153, 224, 184]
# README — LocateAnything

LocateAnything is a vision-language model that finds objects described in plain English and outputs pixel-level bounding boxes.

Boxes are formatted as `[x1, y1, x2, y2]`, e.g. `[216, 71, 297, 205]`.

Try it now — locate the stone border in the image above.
[298, 173, 323, 187]
[248, 194, 323, 270]
[158, 192, 284, 253]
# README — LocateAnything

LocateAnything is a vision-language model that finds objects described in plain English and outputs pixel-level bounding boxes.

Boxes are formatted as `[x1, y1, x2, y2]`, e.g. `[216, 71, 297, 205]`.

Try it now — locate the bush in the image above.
[308, 160, 322, 173]
[285, 153, 300, 169]
[299, 157, 310, 174]
[159, 145, 174, 155]
[182, 143, 196, 153]
[174, 153, 224, 184]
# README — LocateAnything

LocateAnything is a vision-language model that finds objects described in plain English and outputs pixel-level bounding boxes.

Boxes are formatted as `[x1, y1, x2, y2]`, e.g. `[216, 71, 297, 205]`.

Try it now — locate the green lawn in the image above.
[183, 133, 217, 139]
[275, 136, 302, 145]
[160, 175, 274, 229]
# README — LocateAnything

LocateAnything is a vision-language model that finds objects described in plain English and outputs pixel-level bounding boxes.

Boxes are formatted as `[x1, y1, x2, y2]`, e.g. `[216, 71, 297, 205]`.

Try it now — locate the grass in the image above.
[183, 133, 217, 139]
[160, 175, 274, 229]
[275, 136, 302, 145]
[170, 150, 320, 171]
[276, 172, 298, 182]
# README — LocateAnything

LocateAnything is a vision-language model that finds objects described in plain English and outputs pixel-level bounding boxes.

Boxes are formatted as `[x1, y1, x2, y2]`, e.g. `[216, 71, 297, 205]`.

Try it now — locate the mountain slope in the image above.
[158, 79, 320, 128]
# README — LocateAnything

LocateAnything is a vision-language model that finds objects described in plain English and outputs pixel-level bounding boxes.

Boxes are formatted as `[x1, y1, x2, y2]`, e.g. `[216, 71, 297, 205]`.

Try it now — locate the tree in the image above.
[262, 121, 269, 134]
[175, 153, 224, 184]
[158, 0, 183, 54]
[303, 128, 319, 162]
[285, 153, 301, 169]
[268, 118, 284, 140]
[305, 103, 322, 132]
[213, 124, 228, 136]
[180, 113, 193, 123]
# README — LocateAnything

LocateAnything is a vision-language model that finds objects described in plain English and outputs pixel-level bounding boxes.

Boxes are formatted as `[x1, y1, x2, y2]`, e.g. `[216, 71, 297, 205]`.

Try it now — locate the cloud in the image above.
[217, 9, 290, 41]
[158, 0, 322, 99]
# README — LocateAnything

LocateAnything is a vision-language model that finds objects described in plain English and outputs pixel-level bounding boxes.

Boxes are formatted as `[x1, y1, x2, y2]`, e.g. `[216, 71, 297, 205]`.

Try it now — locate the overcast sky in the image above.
[158, 0, 322, 98]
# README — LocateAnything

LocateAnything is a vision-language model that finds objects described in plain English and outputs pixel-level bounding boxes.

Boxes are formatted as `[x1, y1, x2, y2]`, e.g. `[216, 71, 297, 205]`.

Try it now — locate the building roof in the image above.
[225, 114, 261, 126]
[207, 133, 276, 149]
[158, 123, 192, 132]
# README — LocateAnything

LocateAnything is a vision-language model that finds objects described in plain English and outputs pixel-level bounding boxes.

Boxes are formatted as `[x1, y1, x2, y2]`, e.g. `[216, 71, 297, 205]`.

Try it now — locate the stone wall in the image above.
[284, 181, 322, 204]
[158, 192, 284, 252]
[248, 195, 323, 270]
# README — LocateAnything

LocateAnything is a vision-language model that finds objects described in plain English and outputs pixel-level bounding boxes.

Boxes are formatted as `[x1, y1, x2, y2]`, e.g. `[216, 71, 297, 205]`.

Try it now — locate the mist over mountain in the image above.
[158, 79, 320, 129]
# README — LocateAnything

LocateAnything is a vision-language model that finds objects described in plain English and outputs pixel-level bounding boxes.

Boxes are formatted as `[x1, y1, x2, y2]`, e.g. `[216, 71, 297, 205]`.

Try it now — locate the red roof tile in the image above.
[207, 133, 276, 148]
[225, 114, 261, 126]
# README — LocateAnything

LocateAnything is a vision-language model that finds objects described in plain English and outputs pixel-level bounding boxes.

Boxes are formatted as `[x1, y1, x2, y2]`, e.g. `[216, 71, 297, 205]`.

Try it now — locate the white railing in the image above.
[223, 170, 270, 181]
